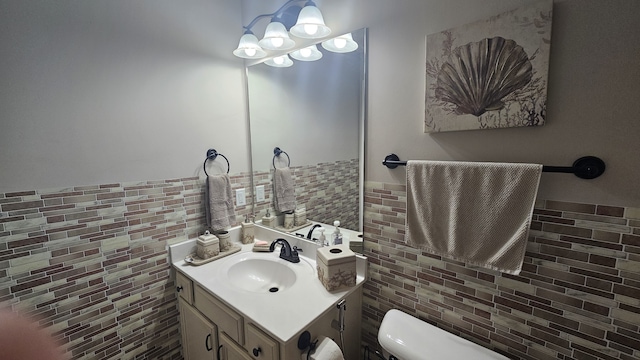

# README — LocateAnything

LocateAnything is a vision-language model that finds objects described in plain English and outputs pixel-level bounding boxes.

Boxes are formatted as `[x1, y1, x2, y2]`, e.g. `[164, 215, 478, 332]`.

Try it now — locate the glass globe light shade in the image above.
[258, 21, 295, 51]
[233, 32, 266, 59]
[290, 4, 331, 39]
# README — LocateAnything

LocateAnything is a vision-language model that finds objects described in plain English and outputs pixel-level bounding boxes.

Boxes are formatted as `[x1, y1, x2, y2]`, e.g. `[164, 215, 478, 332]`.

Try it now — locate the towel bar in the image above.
[203, 149, 230, 176]
[382, 154, 606, 179]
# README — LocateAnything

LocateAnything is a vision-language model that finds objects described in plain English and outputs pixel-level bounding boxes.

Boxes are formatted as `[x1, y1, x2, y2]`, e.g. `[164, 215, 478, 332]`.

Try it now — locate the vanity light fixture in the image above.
[321, 32, 358, 53]
[289, 44, 323, 61]
[233, 0, 331, 59]
[265, 54, 294, 67]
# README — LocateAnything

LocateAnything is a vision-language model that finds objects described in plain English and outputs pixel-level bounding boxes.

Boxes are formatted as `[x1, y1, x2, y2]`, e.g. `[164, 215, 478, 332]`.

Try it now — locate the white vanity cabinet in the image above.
[175, 273, 362, 360]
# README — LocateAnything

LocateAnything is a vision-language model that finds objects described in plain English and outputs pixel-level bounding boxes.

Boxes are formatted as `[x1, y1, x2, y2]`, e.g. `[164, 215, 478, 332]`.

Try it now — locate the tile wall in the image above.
[361, 181, 640, 360]
[253, 159, 360, 230]
[0, 174, 251, 359]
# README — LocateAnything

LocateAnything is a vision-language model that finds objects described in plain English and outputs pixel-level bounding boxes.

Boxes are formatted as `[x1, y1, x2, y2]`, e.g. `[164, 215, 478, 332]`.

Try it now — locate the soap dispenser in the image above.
[261, 208, 275, 228]
[241, 214, 254, 244]
[317, 227, 326, 247]
[332, 221, 343, 245]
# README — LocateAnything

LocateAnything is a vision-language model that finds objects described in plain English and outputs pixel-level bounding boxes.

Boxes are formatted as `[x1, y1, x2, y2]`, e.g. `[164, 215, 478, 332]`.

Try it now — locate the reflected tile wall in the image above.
[0, 174, 252, 359]
[253, 159, 359, 230]
[362, 181, 640, 360]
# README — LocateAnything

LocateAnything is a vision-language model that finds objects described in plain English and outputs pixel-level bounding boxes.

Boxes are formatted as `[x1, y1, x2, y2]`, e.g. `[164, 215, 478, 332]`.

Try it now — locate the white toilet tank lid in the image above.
[378, 309, 510, 360]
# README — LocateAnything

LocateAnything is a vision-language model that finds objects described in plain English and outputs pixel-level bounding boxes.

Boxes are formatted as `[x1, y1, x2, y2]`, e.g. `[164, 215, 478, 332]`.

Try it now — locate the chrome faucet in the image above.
[269, 238, 300, 263]
[306, 224, 322, 239]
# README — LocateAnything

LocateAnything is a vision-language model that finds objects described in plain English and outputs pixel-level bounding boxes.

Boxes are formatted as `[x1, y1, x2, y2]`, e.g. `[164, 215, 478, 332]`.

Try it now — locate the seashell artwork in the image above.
[425, 0, 552, 132]
[435, 37, 533, 117]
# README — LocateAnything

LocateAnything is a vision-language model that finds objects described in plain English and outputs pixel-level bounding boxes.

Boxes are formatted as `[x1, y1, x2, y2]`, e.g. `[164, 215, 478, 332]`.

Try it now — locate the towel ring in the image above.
[272, 147, 291, 169]
[203, 149, 230, 176]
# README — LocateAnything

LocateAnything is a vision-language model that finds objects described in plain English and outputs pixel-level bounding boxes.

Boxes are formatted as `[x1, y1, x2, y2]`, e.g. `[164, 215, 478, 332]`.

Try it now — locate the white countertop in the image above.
[170, 225, 367, 343]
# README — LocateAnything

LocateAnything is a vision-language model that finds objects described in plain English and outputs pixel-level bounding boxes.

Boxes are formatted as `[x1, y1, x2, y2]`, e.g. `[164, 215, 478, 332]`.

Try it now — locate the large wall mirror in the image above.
[246, 28, 367, 250]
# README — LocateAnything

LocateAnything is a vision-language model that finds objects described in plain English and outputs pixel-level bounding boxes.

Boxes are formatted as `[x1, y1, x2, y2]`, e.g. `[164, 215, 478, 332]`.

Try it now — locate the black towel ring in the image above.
[272, 147, 291, 169]
[203, 149, 230, 176]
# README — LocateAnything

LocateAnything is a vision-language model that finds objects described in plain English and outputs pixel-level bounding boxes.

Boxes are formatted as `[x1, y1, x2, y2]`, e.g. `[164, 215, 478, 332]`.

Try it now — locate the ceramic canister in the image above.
[284, 213, 294, 229]
[196, 231, 219, 259]
[294, 207, 307, 226]
[216, 231, 231, 252]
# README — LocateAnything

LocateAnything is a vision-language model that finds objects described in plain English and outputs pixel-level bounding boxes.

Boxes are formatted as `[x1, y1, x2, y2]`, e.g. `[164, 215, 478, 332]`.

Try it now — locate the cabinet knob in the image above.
[253, 347, 262, 356]
[176, 286, 183, 292]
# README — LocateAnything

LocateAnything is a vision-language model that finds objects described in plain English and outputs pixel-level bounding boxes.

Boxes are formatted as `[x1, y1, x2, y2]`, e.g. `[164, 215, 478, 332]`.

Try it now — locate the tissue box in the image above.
[316, 245, 356, 292]
[196, 232, 219, 259]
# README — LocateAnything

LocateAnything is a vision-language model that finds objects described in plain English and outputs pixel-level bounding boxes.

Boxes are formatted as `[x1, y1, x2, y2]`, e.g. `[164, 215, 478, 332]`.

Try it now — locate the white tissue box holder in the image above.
[316, 245, 356, 292]
[196, 231, 219, 259]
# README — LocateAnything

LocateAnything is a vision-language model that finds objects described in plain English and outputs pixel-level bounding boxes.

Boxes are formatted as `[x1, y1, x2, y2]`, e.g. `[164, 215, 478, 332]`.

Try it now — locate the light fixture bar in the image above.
[233, 0, 332, 59]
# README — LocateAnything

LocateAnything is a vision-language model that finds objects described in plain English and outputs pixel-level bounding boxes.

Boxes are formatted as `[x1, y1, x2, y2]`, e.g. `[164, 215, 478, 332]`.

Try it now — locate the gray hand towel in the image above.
[273, 167, 296, 213]
[205, 174, 236, 231]
[405, 160, 542, 274]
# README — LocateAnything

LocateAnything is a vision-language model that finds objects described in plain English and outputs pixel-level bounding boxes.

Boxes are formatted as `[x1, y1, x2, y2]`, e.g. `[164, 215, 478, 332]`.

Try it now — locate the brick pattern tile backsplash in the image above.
[252, 159, 359, 230]
[0, 175, 251, 359]
[362, 181, 640, 360]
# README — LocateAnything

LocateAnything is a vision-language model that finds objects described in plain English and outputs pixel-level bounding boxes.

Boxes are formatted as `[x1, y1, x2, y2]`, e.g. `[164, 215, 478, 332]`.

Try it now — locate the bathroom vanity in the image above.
[170, 225, 367, 360]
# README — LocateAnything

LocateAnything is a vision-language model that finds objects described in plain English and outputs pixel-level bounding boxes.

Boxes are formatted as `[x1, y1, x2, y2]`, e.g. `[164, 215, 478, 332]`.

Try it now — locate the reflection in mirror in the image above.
[247, 29, 367, 249]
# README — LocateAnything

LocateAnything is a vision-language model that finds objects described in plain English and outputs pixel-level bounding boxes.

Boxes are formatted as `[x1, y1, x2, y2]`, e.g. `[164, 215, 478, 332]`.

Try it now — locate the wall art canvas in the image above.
[425, 0, 552, 133]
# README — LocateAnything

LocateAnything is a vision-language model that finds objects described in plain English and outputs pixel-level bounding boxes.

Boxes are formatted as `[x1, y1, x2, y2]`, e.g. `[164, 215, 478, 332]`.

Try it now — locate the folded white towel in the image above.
[405, 160, 542, 274]
[205, 174, 236, 231]
[274, 167, 296, 213]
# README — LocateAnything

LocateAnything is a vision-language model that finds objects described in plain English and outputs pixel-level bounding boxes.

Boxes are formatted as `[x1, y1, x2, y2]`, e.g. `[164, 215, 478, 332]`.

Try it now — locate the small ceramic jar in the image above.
[196, 231, 219, 259]
[284, 212, 294, 229]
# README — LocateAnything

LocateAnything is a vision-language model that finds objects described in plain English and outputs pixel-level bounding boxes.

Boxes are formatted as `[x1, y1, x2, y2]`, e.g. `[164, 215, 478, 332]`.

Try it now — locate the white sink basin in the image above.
[223, 252, 314, 294]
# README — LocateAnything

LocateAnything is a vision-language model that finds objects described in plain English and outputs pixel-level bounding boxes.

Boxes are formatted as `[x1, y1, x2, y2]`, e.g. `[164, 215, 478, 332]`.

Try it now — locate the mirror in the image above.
[246, 28, 367, 249]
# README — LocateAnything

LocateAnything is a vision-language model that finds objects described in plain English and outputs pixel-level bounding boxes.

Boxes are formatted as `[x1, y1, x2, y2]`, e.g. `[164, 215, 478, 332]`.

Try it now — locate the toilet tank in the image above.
[378, 309, 510, 360]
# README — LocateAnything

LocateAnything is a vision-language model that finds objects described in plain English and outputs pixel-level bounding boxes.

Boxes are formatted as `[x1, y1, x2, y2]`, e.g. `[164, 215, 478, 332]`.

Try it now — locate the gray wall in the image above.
[0, 0, 247, 193]
[4, 0, 639, 205]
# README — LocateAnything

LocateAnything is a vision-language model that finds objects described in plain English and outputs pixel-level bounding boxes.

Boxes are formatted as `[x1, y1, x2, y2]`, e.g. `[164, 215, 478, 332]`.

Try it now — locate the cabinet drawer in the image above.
[176, 271, 193, 304]
[220, 332, 252, 360]
[194, 284, 244, 345]
[245, 323, 279, 360]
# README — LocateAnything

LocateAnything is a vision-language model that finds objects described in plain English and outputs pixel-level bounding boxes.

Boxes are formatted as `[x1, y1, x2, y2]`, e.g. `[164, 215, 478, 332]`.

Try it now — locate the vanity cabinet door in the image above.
[220, 332, 253, 360]
[179, 298, 217, 360]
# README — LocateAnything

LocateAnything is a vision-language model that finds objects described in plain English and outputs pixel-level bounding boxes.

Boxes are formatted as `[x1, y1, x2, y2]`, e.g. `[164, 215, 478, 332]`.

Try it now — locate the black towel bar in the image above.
[203, 149, 230, 176]
[382, 154, 606, 179]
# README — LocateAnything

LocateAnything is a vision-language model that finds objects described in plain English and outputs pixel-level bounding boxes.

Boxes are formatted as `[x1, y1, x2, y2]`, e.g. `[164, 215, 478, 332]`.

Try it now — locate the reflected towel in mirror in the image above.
[205, 174, 236, 231]
[274, 167, 296, 213]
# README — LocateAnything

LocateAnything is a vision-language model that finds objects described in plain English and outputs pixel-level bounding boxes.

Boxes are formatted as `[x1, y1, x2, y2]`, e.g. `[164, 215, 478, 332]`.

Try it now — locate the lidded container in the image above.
[316, 244, 356, 292]
[196, 231, 219, 259]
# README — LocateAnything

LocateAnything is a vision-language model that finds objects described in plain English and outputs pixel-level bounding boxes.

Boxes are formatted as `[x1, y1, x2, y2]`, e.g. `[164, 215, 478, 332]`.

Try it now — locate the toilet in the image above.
[378, 309, 510, 360]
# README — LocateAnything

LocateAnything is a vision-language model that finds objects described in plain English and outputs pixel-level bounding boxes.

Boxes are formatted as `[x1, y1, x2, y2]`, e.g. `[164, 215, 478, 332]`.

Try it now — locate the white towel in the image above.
[405, 160, 542, 274]
[205, 174, 236, 231]
[274, 167, 296, 213]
